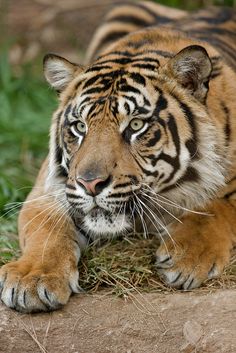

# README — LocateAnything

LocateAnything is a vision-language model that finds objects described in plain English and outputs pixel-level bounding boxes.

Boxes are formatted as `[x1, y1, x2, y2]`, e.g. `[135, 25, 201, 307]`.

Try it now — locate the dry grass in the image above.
[1, 229, 235, 296]
[79, 235, 236, 296]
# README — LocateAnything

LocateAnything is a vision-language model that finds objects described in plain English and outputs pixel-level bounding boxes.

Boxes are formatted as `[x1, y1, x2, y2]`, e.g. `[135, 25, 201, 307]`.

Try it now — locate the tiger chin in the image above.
[1, 1, 236, 313]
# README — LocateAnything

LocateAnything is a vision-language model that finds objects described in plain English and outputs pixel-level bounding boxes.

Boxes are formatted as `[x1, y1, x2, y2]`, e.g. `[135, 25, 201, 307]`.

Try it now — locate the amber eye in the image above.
[130, 118, 144, 131]
[72, 120, 86, 136]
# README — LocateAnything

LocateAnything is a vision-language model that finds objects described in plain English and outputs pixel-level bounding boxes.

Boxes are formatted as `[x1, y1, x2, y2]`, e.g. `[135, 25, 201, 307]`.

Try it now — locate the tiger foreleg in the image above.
[0, 163, 82, 313]
[155, 199, 236, 290]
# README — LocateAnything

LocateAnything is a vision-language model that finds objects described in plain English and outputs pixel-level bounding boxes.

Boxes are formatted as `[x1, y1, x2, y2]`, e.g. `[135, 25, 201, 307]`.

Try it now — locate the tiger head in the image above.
[44, 40, 226, 238]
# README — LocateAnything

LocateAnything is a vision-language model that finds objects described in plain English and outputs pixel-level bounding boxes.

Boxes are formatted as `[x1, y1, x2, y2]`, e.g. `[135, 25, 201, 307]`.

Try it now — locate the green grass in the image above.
[0, 50, 57, 264]
[155, 0, 235, 9]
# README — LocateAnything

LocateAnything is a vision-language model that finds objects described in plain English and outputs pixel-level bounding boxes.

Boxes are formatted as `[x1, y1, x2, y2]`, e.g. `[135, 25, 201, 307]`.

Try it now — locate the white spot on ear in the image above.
[44, 54, 83, 92]
[46, 61, 73, 91]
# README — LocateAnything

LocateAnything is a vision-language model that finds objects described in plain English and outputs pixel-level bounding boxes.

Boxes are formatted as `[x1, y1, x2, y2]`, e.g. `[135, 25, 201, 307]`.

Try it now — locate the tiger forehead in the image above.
[75, 93, 152, 124]
[77, 51, 162, 96]
[73, 67, 158, 121]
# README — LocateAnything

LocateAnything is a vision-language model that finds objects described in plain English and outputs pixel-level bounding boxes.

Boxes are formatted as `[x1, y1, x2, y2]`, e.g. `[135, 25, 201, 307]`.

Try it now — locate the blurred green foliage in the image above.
[155, 0, 235, 9]
[0, 50, 57, 263]
[0, 52, 57, 212]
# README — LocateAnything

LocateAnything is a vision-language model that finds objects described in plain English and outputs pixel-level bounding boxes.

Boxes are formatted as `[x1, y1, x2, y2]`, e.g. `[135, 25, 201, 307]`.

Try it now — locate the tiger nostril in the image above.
[95, 175, 112, 194]
[76, 175, 112, 196]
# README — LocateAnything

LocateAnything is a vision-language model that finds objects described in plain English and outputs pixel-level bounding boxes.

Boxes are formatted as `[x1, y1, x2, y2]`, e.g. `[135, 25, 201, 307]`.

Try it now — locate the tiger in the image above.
[1, 1, 236, 313]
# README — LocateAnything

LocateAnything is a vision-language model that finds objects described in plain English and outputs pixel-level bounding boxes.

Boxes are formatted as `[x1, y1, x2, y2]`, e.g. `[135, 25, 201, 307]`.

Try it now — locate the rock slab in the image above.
[0, 290, 235, 353]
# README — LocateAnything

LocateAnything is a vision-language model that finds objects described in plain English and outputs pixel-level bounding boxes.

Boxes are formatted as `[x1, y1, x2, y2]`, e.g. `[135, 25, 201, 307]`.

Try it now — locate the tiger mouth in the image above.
[88, 206, 113, 218]
[77, 203, 133, 237]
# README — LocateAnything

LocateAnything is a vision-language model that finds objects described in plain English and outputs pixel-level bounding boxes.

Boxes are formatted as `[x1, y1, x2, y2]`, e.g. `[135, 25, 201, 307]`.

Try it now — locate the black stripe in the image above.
[228, 175, 236, 183]
[171, 95, 198, 160]
[225, 190, 236, 199]
[210, 70, 222, 79]
[90, 107, 104, 119]
[153, 87, 168, 117]
[81, 86, 108, 96]
[191, 26, 236, 38]
[98, 30, 129, 49]
[135, 157, 159, 177]
[78, 96, 92, 107]
[145, 130, 161, 147]
[127, 39, 152, 49]
[83, 76, 101, 89]
[122, 127, 132, 144]
[64, 104, 72, 117]
[178, 166, 199, 184]
[211, 56, 221, 63]
[55, 111, 62, 158]
[66, 184, 76, 190]
[107, 191, 133, 198]
[107, 15, 153, 27]
[72, 105, 79, 119]
[132, 63, 158, 71]
[129, 72, 146, 86]
[87, 103, 98, 117]
[114, 182, 132, 189]
[97, 50, 134, 59]
[122, 95, 140, 106]
[221, 102, 231, 146]
[195, 36, 236, 69]
[124, 102, 130, 115]
[96, 57, 132, 65]
[134, 3, 173, 24]
[126, 174, 139, 184]
[85, 69, 126, 81]
[121, 95, 151, 117]
[86, 65, 112, 73]
[55, 146, 63, 165]
[136, 106, 150, 115]
[150, 50, 173, 58]
[119, 84, 141, 94]
[132, 57, 160, 65]
[185, 140, 198, 160]
[97, 49, 173, 59]
[57, 165, 68, 178]
[160, 114, 180, 184]
[62, 139, 71, 157]
[66, 193, 82, 199]
[196, 9, 234, 25]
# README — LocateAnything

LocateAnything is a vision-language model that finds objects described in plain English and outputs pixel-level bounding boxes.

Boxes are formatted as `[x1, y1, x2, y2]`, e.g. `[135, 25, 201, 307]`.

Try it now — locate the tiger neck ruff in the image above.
[1, 1, 236, 313]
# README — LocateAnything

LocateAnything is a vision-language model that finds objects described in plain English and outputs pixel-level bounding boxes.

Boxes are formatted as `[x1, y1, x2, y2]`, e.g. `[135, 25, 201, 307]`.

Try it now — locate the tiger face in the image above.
[44, 41, 226, 238]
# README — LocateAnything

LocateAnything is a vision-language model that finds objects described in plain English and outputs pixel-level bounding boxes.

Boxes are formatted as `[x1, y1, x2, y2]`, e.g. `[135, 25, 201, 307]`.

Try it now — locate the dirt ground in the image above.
[0, 290, 236, 353]
[1, 1, 236, 352]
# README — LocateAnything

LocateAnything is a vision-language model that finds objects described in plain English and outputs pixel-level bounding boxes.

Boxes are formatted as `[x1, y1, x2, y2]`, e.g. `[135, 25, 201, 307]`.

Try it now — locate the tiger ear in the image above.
[165, 45, 212, 102]
[43, 54, 84, 92]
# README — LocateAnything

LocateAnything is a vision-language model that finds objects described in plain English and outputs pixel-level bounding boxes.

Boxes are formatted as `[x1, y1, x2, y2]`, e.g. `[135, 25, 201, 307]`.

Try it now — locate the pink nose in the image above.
[77, 177, 106, 196]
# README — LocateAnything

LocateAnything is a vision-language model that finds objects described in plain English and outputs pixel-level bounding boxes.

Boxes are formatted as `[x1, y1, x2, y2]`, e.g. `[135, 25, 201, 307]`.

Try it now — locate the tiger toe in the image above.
[156, 237, 229, 290]
[0, 260, 80, 313]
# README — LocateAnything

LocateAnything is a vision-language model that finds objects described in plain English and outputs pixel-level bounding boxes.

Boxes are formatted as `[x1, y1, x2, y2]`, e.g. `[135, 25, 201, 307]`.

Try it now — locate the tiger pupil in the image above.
[131, 119, 143, 131]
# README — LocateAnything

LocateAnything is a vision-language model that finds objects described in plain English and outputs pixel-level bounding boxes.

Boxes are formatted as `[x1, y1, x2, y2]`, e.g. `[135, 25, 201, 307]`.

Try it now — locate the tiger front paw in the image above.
[0, 259, 80, 313]
[155, 231, 231, 290]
